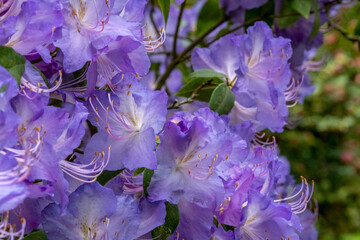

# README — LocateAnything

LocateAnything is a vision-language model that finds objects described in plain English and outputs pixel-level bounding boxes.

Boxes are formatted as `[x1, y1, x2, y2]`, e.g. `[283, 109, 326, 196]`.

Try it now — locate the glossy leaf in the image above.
[309, 0, 320, 41]
[143, 168, 154, 197]
[209, 83, 235, 115]
[276, 1, 301, 29]
[158, 0, 170, 25]
[175, 69, 227, 102]
[0, 84, 8, 93]
[0, 46, 25, 85]
[97, 169, 124, 186]
[134, 167, 145, 176]
[23, 230, 48, 240]
[187, 69, 227, 80]
[197, 0, 222, 35]
[151, 202, 180, 240]
[291, 0, 312, 18]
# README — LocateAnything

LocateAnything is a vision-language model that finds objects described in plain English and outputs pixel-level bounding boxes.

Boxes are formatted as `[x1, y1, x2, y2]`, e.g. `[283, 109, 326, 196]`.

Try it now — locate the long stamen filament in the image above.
[59, 146, 111, 183]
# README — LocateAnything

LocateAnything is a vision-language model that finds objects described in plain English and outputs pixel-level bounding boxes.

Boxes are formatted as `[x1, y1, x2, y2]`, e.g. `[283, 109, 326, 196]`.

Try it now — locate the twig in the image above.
[329, 20, 360, 42]
[148, 51, 172, 56]
[156, 16, 229, 90]
[167, 79, 214, 109]
[172, 1, 186, 58]
[206, 15, 263, 46]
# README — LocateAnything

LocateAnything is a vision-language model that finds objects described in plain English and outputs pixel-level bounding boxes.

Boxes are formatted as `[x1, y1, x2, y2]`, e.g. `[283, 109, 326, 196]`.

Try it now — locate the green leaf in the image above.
[197, 0, 222, 36]
[188, 69, 227, 80]
[354, 18, 360, 36]
[143, 168, 154, 197]
[151, 202, 180, 240]
[0, 84, 8, 93]
[276, 1, 302, 29]
[175, 69, 227, 102]
[24, 230, 48, 240]
[354, 18, 360, 49]
[0, 46, 25, 85]
[209, 83, 235, 115]
[97, 169, 124, 186]
[32, 64, 50, 88]
[245, 1, 274, 27]
[158, 0, 170, 25]
[134, 167, 145, 176]
[309, 0, 320, 42]
[290, 0, 312, 18]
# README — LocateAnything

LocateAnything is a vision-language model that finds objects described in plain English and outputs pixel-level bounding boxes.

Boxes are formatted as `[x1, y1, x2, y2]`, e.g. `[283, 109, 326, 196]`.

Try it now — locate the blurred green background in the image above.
[276, 5, 360, 240]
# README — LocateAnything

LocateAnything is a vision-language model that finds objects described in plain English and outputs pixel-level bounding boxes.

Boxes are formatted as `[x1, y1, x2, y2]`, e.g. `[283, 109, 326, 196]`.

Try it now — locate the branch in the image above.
[206, 15, 263, 46]
[329, 20, 360, 42]
[156, 16, 229, 90]
[167, 79, 214, 109]
[172, 1, 186, 58]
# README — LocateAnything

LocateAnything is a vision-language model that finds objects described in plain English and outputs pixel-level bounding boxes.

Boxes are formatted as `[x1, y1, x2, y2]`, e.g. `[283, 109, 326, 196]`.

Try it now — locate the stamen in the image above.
[89, 92, 141, 141]
[285, 75, 304, 107]
[274, 177, 314, 214]
[247, 67, 281, 82]
[0, 212, 26, 240]
[59, 64, 89, 92]
[119, 169, 143, 196]
[0, 126, 44, 185]
[19, 71, 63, 99]
[59, 146, 111, 183]
[143, 26, 166, 52]
[252, 133, 276, 149]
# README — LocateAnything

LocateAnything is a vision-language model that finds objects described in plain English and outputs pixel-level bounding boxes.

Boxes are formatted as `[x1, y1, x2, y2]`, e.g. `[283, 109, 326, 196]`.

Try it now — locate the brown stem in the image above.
[167, 79, 215, 109]
[172, 1, 186, 58]
[156, 17, 229, 90]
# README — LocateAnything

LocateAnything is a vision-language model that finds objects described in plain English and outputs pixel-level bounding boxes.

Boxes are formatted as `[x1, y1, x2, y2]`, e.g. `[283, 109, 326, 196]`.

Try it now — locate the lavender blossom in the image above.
[85, 75, 167, 170]
[192, 22, 293, 132]
[147, 108, 246, 210]
[42, 182, 141, 240]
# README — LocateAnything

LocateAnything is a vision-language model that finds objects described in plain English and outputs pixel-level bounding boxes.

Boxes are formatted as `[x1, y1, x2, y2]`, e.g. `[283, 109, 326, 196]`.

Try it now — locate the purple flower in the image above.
[112, 0, 148, 22]
[0, 0, 25, 25]
[85, 36, 150, 96]
[192, 34, 241, 81]
[275, 15, 323, 68]
[216, 166, 254, 226]
[171, 198, 214, 239]
[1, 0, 64, 62]
[235, 190, 302, 240]
[105, 170, 167, 238]
[210, 225, 235, 240]
[0, 210, 26, 239]
[192, 22, 293, 132]
[0, 154, 28, 213]
[85, 76, 167, 170]
[55, 0, 143, 72]
[18, 61, 63, 98]
[42, 182, 141, 240]
[220, 0, 268, 13]
[148, 108, 246, 209]
[297, 209, 318, 240]
[219, 0, 266, 21]
[232, 21, 292, 132]
[0, 66, 20, 149]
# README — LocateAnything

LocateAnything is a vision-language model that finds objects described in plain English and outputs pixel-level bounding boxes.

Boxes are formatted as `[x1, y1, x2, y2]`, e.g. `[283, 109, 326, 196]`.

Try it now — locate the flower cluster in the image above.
[0, 0, 346, 239]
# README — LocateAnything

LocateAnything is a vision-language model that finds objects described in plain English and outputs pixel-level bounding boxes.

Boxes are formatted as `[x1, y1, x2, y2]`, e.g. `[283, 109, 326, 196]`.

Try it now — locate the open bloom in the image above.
[235, 190, 302, 240]
[42, 182, 141, 240]
[55, 0, 144, 72]
[1, 0, 64, 62]
[85, 75, 167, 170]
[148, 108, 246, 210]
[192, 21, 293, 132]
